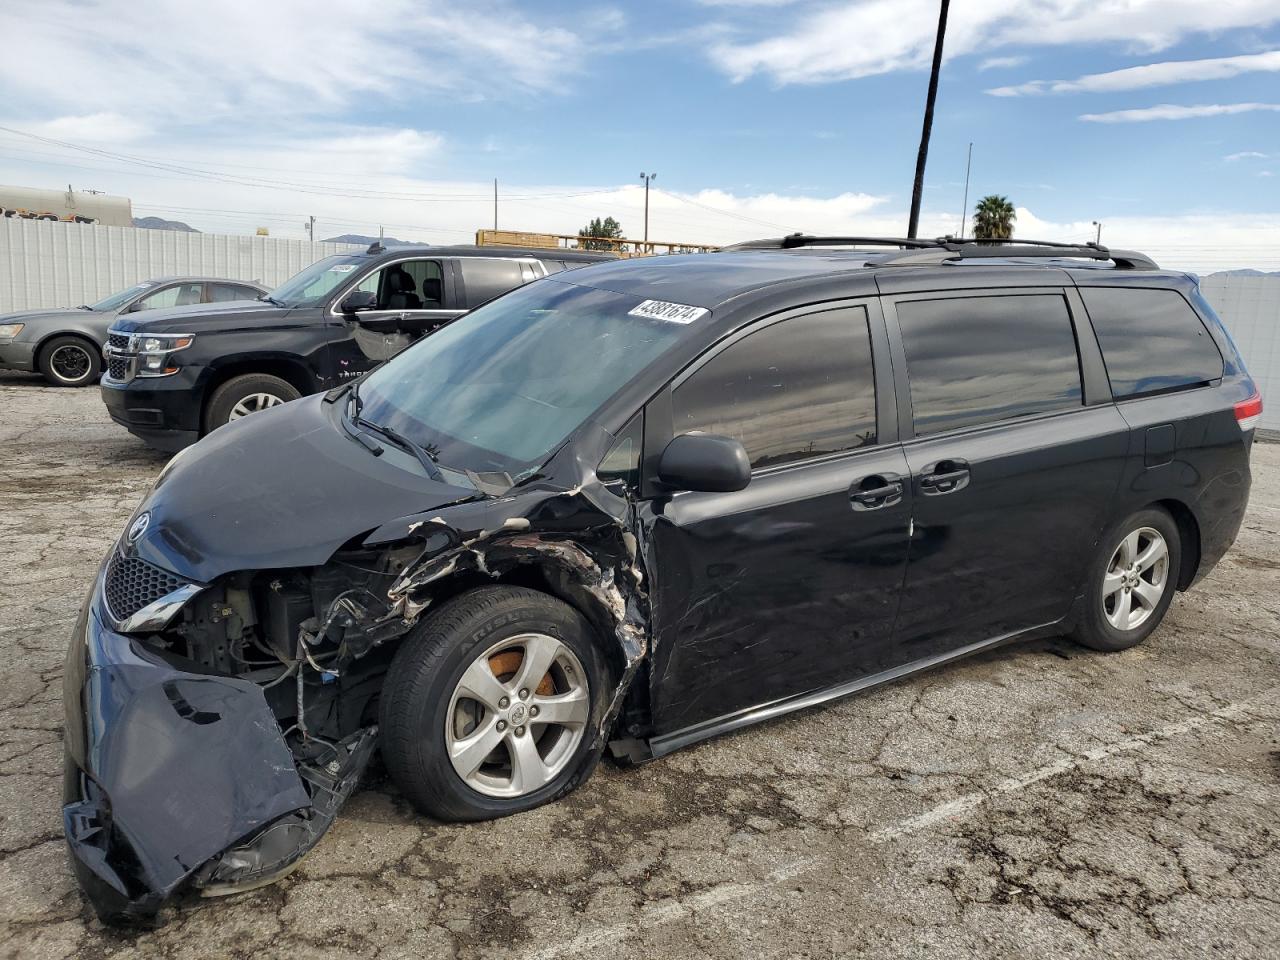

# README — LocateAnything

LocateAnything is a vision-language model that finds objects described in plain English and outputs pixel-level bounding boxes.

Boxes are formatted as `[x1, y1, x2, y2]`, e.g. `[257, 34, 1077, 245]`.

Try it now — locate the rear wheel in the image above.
[37, 335, 101, 387]
[203, 373, 300, 432]
[380, 586, 610, 821]
[1072, 507, 1181, 652]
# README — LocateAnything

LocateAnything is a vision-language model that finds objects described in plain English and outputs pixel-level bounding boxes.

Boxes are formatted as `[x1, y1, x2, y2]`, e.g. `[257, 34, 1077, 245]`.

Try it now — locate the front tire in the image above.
[380, 586, 611, 822]
[203, 373, 301, 432]
[1072, 507, 1181, 652]
[37, 335, 101, 387]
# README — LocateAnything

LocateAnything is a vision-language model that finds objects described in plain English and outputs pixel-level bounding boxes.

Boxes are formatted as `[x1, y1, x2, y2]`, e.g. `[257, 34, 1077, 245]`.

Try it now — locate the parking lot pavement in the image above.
[0, 368, 1277, 960]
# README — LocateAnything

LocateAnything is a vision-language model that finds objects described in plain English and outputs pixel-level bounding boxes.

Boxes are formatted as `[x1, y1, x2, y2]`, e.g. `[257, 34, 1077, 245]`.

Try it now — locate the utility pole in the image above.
[907, 0, 950, 239]
[304, 215, 315, 241]
[959, 141, 973, 239]
[1092, 220, 1103, 244]
[639, 172, 656, 245]
[494, 178, 498, 231]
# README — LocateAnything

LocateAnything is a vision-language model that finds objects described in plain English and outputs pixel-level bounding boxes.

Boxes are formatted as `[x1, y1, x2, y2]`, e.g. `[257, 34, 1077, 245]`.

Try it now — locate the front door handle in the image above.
[850, 473, 903, 510]
[918, 459, 970, 496]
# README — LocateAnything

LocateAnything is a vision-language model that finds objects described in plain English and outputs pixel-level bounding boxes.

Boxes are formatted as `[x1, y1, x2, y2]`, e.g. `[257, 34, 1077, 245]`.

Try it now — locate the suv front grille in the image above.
[107, 355, 128, 380]
[104, 331, 135, 383]
[103, 552, 185, 622]
[107, 332, 130, 350]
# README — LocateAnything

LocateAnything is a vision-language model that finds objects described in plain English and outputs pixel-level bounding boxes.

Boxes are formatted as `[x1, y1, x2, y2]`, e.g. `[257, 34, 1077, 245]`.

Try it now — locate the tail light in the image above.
[1234, 391, 1263, 432]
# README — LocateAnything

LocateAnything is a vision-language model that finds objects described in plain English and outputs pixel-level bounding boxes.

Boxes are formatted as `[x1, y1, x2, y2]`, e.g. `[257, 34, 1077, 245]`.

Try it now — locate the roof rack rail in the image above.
[877, 237, 1158, 271]
[721, 233, 944, 251]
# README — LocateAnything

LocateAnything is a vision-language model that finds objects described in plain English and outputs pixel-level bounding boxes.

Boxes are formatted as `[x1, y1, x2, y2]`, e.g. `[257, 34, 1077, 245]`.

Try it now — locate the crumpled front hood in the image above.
[129, 394, 478, 583]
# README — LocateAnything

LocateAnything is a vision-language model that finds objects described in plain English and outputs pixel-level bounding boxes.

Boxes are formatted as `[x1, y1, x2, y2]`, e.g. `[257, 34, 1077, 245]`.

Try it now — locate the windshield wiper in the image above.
[346, 381, 445, 482]
[78, 304, 93, 310]
[257, 294, 287, 307]
[362, 421, 445, 482]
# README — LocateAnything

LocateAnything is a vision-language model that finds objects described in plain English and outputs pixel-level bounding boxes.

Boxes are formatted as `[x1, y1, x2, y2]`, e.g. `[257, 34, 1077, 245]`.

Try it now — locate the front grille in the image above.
[107, 355, 128, 380]
[103, 552, 185, 622]
[107, 332, 129, 350]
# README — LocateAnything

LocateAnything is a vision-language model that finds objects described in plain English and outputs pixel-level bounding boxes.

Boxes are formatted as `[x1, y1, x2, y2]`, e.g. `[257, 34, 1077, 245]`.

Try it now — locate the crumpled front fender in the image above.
[62, 602, 313, 924]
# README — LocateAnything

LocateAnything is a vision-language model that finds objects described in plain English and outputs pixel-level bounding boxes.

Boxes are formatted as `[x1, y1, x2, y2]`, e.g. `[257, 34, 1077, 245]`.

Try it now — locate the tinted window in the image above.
[898, 294, 1082, 436]
[671, 307, 877, 470]
[541, 260, 567, 275]
[1080, 287, 1224, 398]
[210, 283, 258, 302]
[460, 259, 525, 307]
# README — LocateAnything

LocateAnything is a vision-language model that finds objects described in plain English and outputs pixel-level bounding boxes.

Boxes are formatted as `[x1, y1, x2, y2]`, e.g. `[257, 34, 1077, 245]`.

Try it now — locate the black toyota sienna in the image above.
[64, 236, 1260, 923]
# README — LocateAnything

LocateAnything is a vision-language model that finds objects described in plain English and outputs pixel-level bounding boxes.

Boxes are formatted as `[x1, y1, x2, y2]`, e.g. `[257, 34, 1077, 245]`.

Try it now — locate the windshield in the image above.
[268, 255, 366, 307]
[356, 280, 693, 476]
[90, 281, 157, 311]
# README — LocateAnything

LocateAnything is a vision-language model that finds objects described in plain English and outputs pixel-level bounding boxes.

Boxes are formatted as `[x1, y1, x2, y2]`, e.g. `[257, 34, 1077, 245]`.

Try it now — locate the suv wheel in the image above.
[204, 373, 301, 432]
[1072, 507, 1181, 652]
[38, 335, 101, 387]
[380, 586, 611, 822]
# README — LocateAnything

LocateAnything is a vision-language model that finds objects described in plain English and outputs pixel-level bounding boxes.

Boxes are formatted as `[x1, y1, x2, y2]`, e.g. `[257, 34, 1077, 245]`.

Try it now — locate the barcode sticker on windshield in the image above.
[629, 300, 708, 324]
[328, 264, 357, 273]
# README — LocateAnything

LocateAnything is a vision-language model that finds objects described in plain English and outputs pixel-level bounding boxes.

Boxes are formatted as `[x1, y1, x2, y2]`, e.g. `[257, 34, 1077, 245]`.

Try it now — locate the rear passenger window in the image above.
[460, 259, 525, 307]
[897, 294, 1082, 436]
[1080, 287, 1223, 398]
[672, 307, 877, 470]
[210, 283, 256, 302]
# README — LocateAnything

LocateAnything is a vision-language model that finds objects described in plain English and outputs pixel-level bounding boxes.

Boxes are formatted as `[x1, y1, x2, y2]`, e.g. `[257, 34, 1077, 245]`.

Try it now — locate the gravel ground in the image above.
[1, 369, 1278, 960]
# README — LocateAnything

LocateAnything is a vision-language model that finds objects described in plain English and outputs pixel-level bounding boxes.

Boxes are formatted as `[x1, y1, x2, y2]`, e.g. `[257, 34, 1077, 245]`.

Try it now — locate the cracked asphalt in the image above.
[1, 368, 1278, 960]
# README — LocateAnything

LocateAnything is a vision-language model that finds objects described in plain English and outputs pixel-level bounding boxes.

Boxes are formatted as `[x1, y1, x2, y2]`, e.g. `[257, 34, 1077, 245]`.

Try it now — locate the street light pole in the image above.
[907, 0, 951, 239]
[1092, 220, 1103, 245]
[959, 141, 973, 239]
[639, 172, 656, 246]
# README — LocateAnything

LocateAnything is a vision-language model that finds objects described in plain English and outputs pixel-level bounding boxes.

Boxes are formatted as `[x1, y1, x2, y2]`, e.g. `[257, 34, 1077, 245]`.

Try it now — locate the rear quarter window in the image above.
[1080, 287, 1224, 399]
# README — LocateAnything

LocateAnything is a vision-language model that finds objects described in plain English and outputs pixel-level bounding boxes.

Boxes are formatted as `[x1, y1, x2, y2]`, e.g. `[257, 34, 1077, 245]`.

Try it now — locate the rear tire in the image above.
[37, 335, 101, 387]
[379, 586, 611, 822]
[1072, 507, 1181, 652]
[203, 373, 300, 432]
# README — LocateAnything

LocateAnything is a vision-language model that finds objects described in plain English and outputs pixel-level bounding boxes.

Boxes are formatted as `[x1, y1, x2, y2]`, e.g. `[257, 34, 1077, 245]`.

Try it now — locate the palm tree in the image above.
[972, 195, 1016, 241]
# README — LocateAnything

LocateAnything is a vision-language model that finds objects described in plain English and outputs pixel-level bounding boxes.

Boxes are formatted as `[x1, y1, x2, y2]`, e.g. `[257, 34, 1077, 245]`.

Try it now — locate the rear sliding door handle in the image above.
[850, 474, 903, 510]
[918, 459, 970, 495]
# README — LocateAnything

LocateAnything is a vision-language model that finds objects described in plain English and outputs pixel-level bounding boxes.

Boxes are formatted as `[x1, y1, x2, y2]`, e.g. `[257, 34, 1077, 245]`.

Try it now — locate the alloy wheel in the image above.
[444, 632, 590, 798]
[49, 343, 92, 383]
[1102, 526, 1169, 631]
[227, 392, 284, 421]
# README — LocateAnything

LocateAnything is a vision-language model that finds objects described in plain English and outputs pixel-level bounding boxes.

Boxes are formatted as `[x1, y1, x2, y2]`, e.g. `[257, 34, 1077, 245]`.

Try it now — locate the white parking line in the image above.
[525, 688, 1277, 960]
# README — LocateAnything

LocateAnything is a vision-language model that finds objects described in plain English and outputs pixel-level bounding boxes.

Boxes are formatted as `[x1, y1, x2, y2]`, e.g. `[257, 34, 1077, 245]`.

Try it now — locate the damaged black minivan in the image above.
[64, 236, 1260, 923]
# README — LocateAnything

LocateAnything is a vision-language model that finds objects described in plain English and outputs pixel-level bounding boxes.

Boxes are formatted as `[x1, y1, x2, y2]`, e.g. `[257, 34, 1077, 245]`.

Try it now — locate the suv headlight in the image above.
[0, 322, 24, 338]
[135, 334, 194, 377]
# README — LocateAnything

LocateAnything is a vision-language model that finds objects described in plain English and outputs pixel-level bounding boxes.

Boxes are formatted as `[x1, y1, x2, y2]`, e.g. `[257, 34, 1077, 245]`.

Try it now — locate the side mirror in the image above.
[339, 290, 378, 314]
[657, 433, 751, 493]
[125, 300, 146, 313]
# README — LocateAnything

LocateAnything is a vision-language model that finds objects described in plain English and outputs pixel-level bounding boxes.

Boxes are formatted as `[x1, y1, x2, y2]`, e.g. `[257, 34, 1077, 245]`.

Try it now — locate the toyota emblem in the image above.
[126, 511, 151, 544]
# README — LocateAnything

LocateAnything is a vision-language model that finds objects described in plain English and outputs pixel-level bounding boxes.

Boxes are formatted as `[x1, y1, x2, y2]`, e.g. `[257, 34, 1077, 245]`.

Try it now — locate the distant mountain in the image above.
[1208, 269, 1280, 277]
[133, 216, 198, 232]
[322, 234, 415, 245]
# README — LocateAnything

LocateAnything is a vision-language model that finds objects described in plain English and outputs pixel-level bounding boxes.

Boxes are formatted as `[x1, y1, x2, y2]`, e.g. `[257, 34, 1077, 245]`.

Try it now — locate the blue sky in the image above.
[0, 0, 1277, 270]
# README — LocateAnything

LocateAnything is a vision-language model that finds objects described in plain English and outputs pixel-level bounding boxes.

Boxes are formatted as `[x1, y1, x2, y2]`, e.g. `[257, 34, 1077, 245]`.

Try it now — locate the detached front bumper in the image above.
[62, 599, 375, 924]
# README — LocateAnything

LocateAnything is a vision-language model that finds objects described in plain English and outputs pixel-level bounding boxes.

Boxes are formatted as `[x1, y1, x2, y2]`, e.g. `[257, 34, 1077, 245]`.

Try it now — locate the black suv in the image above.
[99, 244, 613, 450]
[65, 237, 1260, 923]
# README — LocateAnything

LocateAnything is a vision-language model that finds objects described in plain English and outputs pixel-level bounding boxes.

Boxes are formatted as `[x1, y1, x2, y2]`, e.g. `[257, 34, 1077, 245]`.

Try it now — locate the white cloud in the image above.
[978, 56, 1029, 71]
[1080, 103, 1280, 123]
[708, 0, 1280, 84]
[0, 0, 584, 126]
[26, 113, 151, 144]
[1225, 151, 1271, 161]
[988, 49, 1280, 96]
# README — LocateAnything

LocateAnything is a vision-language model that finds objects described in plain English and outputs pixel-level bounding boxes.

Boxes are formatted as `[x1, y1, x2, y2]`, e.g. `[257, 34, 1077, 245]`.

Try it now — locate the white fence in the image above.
[0, 217, 361, 312]
[1199, 275, 1280, 435]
